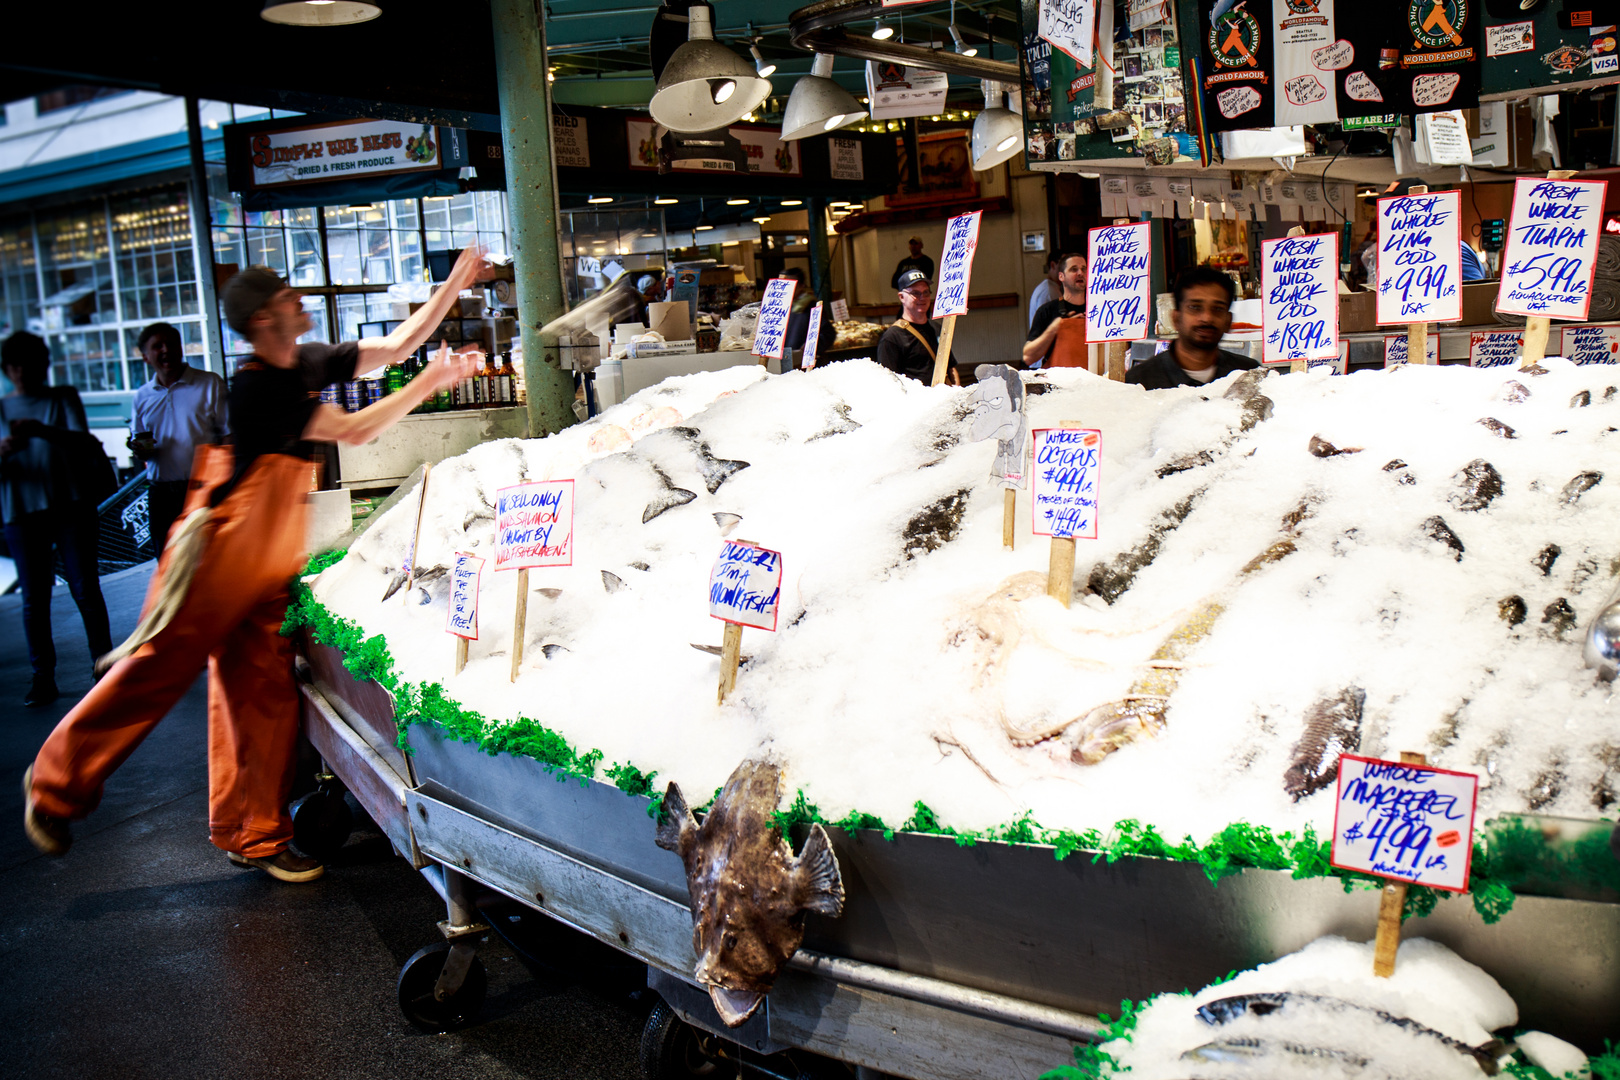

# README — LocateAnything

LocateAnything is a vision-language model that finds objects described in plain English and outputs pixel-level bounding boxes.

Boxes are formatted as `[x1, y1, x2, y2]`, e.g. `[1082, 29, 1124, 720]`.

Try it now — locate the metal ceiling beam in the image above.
[787, 0, 1018, 81]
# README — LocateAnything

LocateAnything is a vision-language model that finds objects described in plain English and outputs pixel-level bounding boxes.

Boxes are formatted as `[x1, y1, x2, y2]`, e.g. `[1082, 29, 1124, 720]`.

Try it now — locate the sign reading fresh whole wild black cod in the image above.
[1261, 233, 1340, 365]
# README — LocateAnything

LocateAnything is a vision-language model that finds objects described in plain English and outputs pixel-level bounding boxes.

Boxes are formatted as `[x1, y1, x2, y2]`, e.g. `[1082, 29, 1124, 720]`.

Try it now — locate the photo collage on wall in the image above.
[1114, 20, 1192, 152]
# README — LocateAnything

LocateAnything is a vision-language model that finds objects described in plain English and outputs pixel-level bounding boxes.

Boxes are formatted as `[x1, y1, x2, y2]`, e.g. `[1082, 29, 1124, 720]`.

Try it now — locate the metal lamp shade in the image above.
[261, 0, 381, 25]
[649, 8, 771, 133]
[779, 54, 866, 142]
[971, 82, 1022, 170]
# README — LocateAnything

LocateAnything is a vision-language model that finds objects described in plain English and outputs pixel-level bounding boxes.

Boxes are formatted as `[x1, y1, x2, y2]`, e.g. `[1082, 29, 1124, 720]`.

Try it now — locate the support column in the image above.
[806, 196, 831, 302]
[491, 0, 576, 436]
[183, 97, 224, 375]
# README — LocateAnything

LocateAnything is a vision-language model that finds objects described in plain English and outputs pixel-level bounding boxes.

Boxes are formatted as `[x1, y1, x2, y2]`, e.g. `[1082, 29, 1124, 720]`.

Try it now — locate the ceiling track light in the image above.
[871, 17, 894, 40]
[778, 53, 868, 142]
[949, 25, 978, 57]
[970, 80, 1022, 171]
[748, 44, 777, 79]
[261, 0, 381, 25]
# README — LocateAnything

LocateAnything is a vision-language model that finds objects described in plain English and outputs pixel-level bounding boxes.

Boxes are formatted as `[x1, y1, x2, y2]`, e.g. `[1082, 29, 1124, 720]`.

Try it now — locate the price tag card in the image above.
[802, 302, 824, 370]
[1383, 333, 1439, 367]
[1031, 427, 1100, 539]
[1086, 223, 1152, 343]
[752, 278, 797, 360]
[1376, 190, 1462, 327]
[1496, 178, 1610, 321]
[710, 540, 783, 631]
[495, 480, 574, 570]
[1261, 233, 1340, 365]
[1331, 754, 1478, 892]
[1038, 0, 1096, 67]
[1563, 324, 1620, 366]
[446, 551, 484, 640]
[1468, 329, 1531, 368]
[830, 298, 849, 322]
[933, 211, 983, 319]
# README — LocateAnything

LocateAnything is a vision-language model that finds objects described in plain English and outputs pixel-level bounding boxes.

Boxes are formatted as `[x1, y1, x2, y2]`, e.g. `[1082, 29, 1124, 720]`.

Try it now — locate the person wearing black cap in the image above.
[22, 248, 488, 884]
[875, 268, 959, 385]
[890, 235, 935, 290]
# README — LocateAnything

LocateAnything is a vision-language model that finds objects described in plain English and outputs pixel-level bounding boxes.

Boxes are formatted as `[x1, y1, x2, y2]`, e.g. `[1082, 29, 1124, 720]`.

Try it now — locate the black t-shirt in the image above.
[216, 341, 358, 504]
[1124, 347, 1258, 390]
[875, 319, 945, 384]
[1025, 298, 1086, 362]
[890, 254, 935, 289]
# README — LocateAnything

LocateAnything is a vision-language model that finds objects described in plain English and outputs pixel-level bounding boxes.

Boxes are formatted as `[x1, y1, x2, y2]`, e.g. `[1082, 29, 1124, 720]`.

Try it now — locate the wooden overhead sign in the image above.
[246, 118, 447, 188]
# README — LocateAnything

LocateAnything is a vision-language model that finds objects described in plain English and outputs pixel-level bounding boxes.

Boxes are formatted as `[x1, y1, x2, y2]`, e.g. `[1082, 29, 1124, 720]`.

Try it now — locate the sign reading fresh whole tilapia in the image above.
[1261, 233, 1340, 365]
[1496, 178, 1610, 321]
[1330, 755, 1478, 892]
[1376, 190, 1462, 326]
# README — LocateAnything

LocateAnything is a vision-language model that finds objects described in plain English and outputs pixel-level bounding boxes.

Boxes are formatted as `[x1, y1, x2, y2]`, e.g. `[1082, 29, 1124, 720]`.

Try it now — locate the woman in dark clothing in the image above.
[0, 333, 113, 706]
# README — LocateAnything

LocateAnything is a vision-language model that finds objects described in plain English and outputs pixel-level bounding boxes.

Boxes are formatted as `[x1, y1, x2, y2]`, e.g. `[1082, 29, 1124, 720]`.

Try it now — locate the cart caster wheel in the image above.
[397, 941, 487, 1032]
[640, 1000, 721, 1079]
[290, 785, 352, 861]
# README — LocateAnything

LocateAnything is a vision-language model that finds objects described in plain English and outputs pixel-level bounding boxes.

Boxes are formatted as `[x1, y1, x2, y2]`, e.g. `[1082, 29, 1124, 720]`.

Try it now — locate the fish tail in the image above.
[1470, 1039, 1507, 1076]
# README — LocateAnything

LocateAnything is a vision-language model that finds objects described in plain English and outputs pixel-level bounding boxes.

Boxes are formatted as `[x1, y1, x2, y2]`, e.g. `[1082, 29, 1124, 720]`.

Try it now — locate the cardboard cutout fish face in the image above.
[655, 760, 845, 1026]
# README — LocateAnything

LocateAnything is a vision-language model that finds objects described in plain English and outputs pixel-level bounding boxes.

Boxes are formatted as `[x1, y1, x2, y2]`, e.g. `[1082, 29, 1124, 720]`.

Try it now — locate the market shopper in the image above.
[1125, 268, 1258, 390]
[875, 269, 958, 385]
[1022, 253, 1089, 369]
[22, 249, 490, 882]
[890, 235, 935, 290]
[1028, 254, 1061, 329]
[1, 332, 115, 706]
[129, 322, 229, 556]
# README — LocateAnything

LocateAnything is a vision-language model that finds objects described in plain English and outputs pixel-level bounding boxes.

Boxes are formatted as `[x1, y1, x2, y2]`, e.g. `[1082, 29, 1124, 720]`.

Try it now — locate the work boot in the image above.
[228, 849, 325, 883]
[23, 676, 58, 707]
[22, 766, 71, 856]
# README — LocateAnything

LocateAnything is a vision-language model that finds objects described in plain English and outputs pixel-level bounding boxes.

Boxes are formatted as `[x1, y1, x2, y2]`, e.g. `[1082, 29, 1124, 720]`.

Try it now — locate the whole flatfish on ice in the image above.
[656, 760, 844, 1027]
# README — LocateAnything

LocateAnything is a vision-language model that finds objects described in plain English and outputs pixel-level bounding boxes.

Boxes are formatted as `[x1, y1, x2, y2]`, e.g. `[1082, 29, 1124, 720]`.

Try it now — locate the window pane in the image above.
[299, 295, 329, 345]
[334, 293, 370, 343]
[389, 199, 419, 231]
[326, 229, 361, 285]
[287, 228, 324, 287]
[246, 227, 288, 275]
[362, 229, 394, 285]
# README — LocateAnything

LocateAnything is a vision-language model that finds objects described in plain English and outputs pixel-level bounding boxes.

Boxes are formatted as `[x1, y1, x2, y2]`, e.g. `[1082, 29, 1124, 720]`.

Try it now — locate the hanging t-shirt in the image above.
[1331, 10, 1402, 120]
[1272, 0, 1340, 126]
[1396, 0, 1481, 114]
[1199, 0, 1276, 132]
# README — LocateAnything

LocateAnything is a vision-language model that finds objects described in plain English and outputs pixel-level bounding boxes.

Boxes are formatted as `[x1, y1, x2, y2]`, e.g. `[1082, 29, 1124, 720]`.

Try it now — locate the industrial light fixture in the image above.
[970, 80, 1022, 171]
[649, 6, 771, 133]
[752, 216, 771, 223]
[749, 44, 777, 79]
[779, 53, 867, 141]
[260, 0, 381, 25]
[726, 198, 749, 205]
[695, 224, 714, 231]
[780, 199, 803, 206]
[587, 196, 614, 204]
[654, 197, 679, 205]
[871, 17, 893, 40]
[950, 25, 977, 56]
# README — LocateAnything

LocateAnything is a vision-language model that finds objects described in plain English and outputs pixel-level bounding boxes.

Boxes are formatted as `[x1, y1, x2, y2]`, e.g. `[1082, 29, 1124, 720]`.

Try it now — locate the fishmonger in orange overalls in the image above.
[23, 251, 489, 882]
[1023, 253, 1090, 369]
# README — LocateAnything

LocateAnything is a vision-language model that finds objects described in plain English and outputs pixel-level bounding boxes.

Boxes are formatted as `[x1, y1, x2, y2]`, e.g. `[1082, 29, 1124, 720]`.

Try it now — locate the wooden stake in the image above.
[717, 622, 744, 703]
[930, 313, 958, 386]
[455, 636, 469, 676]
[1517, 171, 1577, 371]
[1106, 339, 1128, 382]
[1290, 359, 1306, 374]
[1373, 749, 1427, 978]
[1048, 535, 1076, 607]
[1003, 488, 1016, 550]
[1405, 187, 1432, 367]
[510, 567, 529, 683]
[404, 462, 432, 603]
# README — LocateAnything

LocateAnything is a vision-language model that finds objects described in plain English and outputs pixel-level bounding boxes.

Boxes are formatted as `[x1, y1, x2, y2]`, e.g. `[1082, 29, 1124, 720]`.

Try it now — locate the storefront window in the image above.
[111, 191, 198, 325]
[0, 219, 39, 340]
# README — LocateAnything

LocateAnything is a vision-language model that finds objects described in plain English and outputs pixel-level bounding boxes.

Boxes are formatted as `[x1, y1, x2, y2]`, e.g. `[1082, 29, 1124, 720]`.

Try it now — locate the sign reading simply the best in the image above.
[1261, 233, 1340, 365]
[709, 541, 783, 631]
[1496, 178, 1611, 321]
[933, 211, 983, 319]
[446, 552, 484, 640]
[248, 118, 444, 188]
[1086, 222, 1152, 343]
[494, 480, 575, 570]
[1330, 755, 1478, 892]
[1376, 190, 1462, 326]
[1031, 427, 1101, 540]
[752, 278, 797, 361]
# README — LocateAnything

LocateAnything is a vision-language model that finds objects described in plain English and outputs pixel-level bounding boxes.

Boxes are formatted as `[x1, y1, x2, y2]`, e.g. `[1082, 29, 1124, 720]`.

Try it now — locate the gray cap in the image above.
[221, 267, 287, 335]
[896, 268, 929, 292]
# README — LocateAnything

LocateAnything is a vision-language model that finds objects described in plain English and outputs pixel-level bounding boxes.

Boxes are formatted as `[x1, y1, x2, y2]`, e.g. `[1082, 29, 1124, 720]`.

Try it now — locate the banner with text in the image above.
[495, 480, 575, 570]
[1495, 178, 1610, 321]
[1272, 0, 1339, 127]
[1331, 754, 1478, 892]
[709, 541, 783, 631]
[933, 211, 983, 319]
[1086, 222, 1152, 343]
[1376, 190, 1462, 326]
[626, 120, 800, 176]
[1039, 0, 1096, 68]
[1031, 427, 1101, 540]
[248, 118, 444, 188]
[446, 552, 484, 640]
[752, 278, 797, 360]
[1261, 233, 1340, 364]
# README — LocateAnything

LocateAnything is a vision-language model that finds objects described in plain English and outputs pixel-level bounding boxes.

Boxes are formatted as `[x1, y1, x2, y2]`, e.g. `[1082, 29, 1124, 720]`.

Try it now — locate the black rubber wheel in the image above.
[639, 1000, 720, 1079]
[290, 785, 352, 861]
[397, 941, 487, 1032]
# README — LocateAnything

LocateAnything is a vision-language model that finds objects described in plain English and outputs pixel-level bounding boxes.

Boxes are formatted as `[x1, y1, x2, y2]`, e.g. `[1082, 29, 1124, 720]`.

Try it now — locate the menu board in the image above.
[1495, 178, 1610, 321]
[1261, 233, 1339, 365]
[1376, 190, 1462, 326]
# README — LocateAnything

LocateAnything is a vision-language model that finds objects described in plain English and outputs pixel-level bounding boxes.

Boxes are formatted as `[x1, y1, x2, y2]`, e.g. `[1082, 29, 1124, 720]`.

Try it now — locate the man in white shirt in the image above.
[1027, 254, 1061, 330]
[129, 322, 228, 553]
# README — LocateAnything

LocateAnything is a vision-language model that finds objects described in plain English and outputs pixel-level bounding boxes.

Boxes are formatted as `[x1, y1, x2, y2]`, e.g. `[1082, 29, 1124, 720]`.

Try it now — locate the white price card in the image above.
[1039, 0, 1096, 68]
[1376, 190, 1462, 326]
[1383, 333, 1438, 367]
[752, 278, 797, 360]
[1563, 324, 1620, 366]
[1086, 222, 1152, 344]
[802, 301, 824, 370]
[933, 211, 983, 319]
[495, 480, 574, 571]
[446, 551, 484, 640]
[830, 298, 849, 322]
[1496, 177, 1610, 321]
[1261, 233, 1340, 365]
[1468, 329, 1531, 368]
[709, 540, 783, 631]
[1031, 427, 1100, 540]
[1331, 754, 1478, 892]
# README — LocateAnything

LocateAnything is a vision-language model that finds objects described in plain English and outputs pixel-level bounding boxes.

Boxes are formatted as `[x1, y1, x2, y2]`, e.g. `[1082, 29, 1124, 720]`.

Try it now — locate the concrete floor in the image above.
[0, 564, 649, 1080]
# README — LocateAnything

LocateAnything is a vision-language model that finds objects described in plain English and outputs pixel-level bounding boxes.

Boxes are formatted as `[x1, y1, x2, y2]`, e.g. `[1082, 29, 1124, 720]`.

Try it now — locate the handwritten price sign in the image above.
[933, 211, 983, 319]
[495, 480, 574, 570]
[1383, 333, 1438, 367]
[1038, 0, 1096, 67]
[1496, 178, 1609, 321]
[445, 551, 484, 640]
[1261, 233, 1340, 364]
[752, 277, 797, 360]
[802, 301, 824, 369]
[1564, 324, 1620, 366]
[1468, 329, 1528, 369]
[710, 541, 783, 631]
[1031, 427, 1100, 540]
[1086, 223, 1151, 343]
[1376, 190, 1462, 326]
[1331, 754, 1478, 892]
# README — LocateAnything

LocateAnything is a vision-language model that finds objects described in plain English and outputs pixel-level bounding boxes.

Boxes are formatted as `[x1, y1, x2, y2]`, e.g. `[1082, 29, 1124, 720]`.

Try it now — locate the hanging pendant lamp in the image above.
[779, 54, 867, 142]
[649, 6, 772, 133]
[261, 0, 381, 25]
[970, 81, 1023, 171]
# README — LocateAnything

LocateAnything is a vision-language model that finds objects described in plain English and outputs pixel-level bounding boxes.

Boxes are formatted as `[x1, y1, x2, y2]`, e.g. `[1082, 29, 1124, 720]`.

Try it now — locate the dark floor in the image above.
[0, 564, 648, 1080]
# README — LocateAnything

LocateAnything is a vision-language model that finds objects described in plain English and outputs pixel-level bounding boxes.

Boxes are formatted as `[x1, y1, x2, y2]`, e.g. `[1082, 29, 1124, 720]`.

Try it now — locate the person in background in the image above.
[779, 268, 836, 359]
[1460, 240, 1487, 282]
[23, 249, 489, 884]
[1023, 253, 1088, 369]
[876, 269, 959, 385]
[1125, 267, 1258, 390]
[129, 322, 229, 556]
[632, 273, 664, 326]
[1028, 254, 1061, 330]
[890, 235, 935, 290]
[1, 332, 114, 706]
